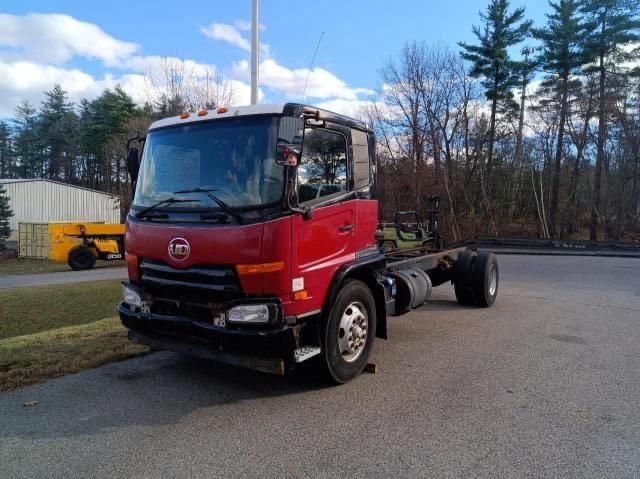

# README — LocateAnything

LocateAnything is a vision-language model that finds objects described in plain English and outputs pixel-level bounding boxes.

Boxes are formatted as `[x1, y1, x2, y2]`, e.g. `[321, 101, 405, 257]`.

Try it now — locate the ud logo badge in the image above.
[168, 237, 190, 261]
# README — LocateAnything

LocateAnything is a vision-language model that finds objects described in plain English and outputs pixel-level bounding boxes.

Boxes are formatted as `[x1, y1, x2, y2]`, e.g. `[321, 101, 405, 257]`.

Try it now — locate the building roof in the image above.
[0, 178, 118, 198]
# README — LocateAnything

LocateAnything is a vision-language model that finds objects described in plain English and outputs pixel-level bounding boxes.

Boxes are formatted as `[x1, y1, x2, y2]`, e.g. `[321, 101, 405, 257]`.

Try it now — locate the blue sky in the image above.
[0, 0, 550, 116]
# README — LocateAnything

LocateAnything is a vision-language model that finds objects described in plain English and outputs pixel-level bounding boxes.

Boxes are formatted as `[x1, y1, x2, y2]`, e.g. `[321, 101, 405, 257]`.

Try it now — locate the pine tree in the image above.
[39, 84, 77, 180]
[0, 121, 13, 178]
[0, 184, 12, 249]
[12, 101, 41, 178]
[534, 0, 586, 237]
[79, 87, 137, 189]
[459, 0, 532, 194]
[580, 0, 640, 240]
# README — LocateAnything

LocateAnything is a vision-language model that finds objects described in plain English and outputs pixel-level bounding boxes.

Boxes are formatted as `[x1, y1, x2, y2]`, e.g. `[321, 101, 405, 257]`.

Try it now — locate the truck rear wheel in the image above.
[68, 246, 97, 270]
[471, 252, 499, 307]
[454, 250, 476, 305]
[322, 280, 376, 384]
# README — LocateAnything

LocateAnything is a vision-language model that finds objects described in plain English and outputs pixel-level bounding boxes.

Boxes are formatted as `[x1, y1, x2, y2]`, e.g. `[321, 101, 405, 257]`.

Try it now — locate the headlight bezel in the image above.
[226, 303, 278, 324]
[122, 283, 143, 310]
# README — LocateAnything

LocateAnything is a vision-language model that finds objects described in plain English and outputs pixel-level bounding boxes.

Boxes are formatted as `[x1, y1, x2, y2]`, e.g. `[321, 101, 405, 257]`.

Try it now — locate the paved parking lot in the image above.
[1, 255, 639, 478]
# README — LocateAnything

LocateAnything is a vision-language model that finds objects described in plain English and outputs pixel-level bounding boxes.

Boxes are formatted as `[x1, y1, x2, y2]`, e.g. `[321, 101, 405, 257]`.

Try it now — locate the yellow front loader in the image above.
[48, 223, 125, 270]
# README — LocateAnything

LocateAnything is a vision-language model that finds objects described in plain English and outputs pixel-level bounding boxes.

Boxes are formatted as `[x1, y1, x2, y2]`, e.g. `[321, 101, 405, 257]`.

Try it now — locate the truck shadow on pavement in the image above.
[2, 298, 479, 441]
[0, 352, 333, 440]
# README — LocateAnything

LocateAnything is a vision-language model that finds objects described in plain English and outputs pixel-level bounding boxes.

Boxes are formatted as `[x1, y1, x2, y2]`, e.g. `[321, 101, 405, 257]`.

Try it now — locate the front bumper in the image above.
[119, 303, 302, 374]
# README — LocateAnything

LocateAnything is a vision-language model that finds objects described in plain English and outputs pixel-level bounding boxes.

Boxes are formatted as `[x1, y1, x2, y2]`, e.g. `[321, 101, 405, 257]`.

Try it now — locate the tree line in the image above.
[0, 0, 639, 242]
[369, 0, 640, 241]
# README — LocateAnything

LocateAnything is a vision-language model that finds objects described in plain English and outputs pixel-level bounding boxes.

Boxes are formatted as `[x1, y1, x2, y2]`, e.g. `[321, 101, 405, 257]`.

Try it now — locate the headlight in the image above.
[122, 284, 142, 309]
[227, 304, 271, 324]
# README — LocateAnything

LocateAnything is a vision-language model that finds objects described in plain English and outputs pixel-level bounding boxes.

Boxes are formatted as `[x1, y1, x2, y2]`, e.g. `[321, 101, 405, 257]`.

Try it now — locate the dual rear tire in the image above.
[454, 251, 499, 307]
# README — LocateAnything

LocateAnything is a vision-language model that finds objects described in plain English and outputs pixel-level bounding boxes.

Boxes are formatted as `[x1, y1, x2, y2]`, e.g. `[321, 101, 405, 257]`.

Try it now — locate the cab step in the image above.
[293, 346, 321, 363]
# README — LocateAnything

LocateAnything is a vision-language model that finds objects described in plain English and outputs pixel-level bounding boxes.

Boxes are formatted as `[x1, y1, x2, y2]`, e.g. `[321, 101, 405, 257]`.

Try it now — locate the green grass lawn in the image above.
[0, 258, 125, 276]
[0, 280, 123, 339]
[0, 280, 147, 391]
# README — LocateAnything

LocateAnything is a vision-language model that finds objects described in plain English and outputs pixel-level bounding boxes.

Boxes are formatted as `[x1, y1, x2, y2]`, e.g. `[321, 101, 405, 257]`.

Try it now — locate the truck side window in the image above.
[297, 128, 348, 204]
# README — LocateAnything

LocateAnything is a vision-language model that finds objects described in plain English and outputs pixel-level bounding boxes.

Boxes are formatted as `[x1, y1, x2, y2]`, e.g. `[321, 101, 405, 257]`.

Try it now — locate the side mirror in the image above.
[277, 117, 304, 165]
[126, 146, 140, 184]
[126, 135, 143, 186]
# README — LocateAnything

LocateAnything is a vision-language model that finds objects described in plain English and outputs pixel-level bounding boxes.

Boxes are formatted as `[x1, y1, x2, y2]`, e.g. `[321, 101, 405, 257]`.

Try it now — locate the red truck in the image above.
[120, 103, 499, 383]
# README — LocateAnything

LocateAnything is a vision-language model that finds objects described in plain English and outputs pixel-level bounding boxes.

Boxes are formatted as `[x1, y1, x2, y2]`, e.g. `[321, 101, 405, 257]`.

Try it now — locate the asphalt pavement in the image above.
[1, 255, 639, 478]
[0, 267, 127, 289]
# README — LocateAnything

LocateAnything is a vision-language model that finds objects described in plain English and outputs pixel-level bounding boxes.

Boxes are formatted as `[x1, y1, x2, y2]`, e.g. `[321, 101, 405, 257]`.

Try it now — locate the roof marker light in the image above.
[198, 110, 208, 117]
[217, 106, 228, 114]
[179, 112, 189, 119]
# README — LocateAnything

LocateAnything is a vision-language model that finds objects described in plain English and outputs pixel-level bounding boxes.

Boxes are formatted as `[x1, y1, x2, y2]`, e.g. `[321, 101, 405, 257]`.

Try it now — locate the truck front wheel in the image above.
[322, 280, 376, 384]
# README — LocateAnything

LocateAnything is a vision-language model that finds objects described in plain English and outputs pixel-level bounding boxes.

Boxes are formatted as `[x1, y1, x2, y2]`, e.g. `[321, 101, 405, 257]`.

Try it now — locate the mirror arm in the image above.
[283, 166, 312, 220]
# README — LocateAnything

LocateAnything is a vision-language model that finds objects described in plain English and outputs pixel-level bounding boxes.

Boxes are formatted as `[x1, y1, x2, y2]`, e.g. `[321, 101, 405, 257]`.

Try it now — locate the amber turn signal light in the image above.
[293, 290, 309, 301]
[125, 253, 140, 281]
[236, 261, 285, 276]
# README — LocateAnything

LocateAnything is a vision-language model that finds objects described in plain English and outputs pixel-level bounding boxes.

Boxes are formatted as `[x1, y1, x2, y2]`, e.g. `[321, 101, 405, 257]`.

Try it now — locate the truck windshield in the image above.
[133, 117, 282, 210]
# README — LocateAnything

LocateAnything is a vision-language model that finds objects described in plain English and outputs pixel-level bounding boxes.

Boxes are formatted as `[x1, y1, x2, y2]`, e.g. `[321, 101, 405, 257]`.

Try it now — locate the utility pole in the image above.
[250, 0, 259, 105]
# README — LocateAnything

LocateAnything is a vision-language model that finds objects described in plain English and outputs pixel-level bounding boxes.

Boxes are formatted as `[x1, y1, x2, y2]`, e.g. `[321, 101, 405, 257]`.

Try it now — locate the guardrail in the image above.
[452, 236, 640, 258]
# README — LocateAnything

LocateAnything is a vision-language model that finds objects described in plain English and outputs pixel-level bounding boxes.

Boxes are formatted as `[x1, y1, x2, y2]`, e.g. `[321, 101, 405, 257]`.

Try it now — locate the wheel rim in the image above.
[488, 263, 497, 296]
[338, 301, 368, 363]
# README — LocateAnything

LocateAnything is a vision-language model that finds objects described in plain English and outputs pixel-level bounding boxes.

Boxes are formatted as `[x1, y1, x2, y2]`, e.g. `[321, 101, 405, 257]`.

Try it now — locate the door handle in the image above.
[339, 224, 354, 232]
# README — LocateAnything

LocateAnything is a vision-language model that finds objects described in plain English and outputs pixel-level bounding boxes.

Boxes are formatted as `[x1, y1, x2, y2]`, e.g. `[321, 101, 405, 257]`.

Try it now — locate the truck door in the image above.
[291, 124, 355, 315]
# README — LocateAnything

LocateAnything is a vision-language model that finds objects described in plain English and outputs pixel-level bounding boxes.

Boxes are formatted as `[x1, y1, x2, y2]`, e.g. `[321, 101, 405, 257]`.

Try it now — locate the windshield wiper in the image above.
[135, 197, 200, 219]
[173, 188, 244, 223]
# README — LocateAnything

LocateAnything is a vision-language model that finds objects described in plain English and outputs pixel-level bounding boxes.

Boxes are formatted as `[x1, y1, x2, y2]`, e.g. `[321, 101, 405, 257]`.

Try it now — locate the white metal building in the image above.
[0, 179, 120, 241]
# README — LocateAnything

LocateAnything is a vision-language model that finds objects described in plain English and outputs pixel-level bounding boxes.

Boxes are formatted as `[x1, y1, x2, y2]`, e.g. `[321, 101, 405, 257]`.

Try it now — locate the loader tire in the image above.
[68, 246, 97, 271]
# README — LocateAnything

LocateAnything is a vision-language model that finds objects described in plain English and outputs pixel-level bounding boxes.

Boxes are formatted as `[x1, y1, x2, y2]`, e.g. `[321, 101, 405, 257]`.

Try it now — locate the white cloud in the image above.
[232, 59, 375, 101]
[227, 79, 259, 105]
[0, 60, 148, 116]
[121, 55, 217, 79]
[201, 22, 251, 52]
[0, 13, 138, 66]
[234, 19, 265, 32]
[315, 98, 375, 118]
[200, 22, 270, 58]
[0, 12, 374, 118]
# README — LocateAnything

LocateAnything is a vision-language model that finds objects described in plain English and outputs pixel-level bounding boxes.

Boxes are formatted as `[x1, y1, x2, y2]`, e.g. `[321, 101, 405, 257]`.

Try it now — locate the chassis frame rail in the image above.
[451, 237, 640, 258]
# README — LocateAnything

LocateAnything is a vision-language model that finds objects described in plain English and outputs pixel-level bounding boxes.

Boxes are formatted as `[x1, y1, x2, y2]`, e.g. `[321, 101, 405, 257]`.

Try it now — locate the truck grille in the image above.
[140, 259, 240, 294]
